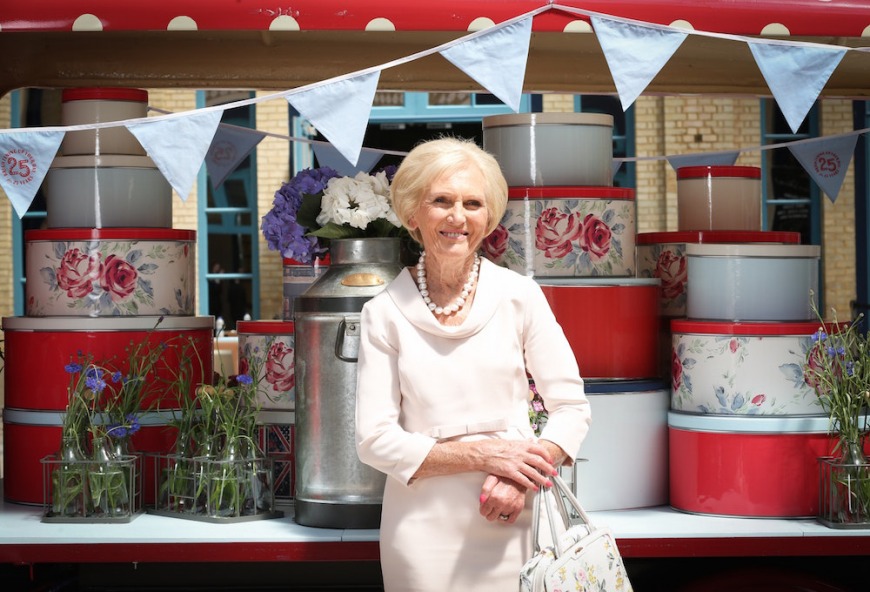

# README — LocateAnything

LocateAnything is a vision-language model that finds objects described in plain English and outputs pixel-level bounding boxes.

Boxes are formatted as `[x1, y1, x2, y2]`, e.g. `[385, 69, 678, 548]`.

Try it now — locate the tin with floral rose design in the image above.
[636, 231, 801, 317]
[484, 186, 635, 278]
[670, 319, 841, 417]
[25, 228, 196, 317]
[237, 321, 296, 411]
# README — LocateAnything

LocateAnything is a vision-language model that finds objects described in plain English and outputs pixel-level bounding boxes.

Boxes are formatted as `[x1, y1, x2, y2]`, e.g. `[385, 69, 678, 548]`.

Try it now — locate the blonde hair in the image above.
[390, 137, 508, 245]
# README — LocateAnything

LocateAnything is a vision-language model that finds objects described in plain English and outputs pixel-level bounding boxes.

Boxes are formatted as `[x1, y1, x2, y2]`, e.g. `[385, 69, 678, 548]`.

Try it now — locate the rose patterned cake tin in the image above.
[670, 319, 832, 417]
[482, 113, 614, 187]
[568, 380, 669, 511]
[636, 230, 801, 317]
[668, 411, 859, 518]
[60, 87, 148, 156]
[45, 155, 172, 228]
[25, 228, 196, 317]
[677, 165, 761, 231]
[686, 243, 820, 321]
[484, 186, 636, 278]
[237, 321, 296, 411]
[537, 278, 661, 380]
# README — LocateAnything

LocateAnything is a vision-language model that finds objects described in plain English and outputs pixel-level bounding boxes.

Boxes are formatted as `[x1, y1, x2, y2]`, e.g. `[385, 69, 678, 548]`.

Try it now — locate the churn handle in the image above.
[335, 316, 361, 362]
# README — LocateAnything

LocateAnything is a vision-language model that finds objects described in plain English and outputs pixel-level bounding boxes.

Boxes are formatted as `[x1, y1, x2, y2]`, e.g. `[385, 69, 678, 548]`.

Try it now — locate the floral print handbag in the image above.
[520, 476, 633, 592]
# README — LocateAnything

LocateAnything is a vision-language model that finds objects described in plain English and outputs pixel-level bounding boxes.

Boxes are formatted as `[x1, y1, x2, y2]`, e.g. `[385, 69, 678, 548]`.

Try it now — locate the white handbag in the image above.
[520, 475, 633, 592]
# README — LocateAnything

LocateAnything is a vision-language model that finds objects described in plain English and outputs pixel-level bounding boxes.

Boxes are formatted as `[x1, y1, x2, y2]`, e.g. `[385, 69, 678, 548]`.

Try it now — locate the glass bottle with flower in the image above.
[803, 293, 870, 526]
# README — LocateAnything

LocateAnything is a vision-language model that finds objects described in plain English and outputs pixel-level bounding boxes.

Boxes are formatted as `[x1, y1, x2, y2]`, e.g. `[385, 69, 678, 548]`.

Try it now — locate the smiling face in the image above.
[408, 165, 490, 265]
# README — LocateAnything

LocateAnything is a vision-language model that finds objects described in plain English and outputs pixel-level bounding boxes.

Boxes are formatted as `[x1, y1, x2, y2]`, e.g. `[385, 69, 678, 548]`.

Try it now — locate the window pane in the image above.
[374, 92, 405, 107]
[428, 92, 472, 106]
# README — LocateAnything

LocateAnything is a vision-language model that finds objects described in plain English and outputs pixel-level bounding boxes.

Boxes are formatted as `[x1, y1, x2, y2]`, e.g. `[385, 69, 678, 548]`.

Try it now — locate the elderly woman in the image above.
[355, 137, 590, 592]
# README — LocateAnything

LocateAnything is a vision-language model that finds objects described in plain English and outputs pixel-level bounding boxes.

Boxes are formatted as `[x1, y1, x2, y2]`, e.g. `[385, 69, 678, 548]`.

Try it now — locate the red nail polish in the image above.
[480, 494, 488, 504]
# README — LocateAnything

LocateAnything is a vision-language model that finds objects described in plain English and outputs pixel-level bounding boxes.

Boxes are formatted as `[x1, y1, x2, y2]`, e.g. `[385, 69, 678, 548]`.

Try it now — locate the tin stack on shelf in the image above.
[482, 113, 668, 512]
[1, 88, 214, 509]
[648, 165, 834, 518]
[236, 320, 297, 504]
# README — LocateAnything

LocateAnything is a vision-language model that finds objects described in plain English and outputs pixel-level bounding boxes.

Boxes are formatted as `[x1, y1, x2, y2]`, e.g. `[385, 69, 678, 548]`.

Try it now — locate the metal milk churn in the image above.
[293, 237, 404, 528]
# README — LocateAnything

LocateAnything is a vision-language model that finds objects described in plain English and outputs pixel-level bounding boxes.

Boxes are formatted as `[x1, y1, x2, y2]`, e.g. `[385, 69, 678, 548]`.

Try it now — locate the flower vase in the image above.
[50, 435, 89, 518]
[206, 438, 242, 518]
[818, 437, 870, 528]
[88, 436, 131, 518]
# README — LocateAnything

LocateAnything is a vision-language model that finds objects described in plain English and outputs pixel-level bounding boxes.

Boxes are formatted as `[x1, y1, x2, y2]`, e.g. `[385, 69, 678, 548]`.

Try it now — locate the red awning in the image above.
[2, 0, 869, 36]
[2, 1, 869, 98]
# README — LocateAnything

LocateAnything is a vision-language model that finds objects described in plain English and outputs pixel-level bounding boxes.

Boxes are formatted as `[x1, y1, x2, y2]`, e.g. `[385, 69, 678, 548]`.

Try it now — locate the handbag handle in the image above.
[531, 475, 598, 559]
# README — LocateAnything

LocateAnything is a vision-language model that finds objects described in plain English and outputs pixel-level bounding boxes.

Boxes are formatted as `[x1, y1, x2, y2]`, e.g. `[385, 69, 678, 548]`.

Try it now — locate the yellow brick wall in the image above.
[256, 93, 292, 321]
[0, 94, 10, 478]
[820, 99, 857, 319]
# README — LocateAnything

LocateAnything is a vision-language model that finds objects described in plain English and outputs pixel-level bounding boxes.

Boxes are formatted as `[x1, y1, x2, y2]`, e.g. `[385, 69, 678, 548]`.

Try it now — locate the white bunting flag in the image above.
[749, 41, 846, 134]
[127, 110, 222, 200]
[312, 143, 383, 176]
[0, 130, 64, 218]
[667, 151, 740, 172]
[611, 159, 624, 180]
[788, 134, 858, 203]
[440, 16, 532, 112]
[592, 16, 687, 111]
[287, 72, 380, 166]
[206, 125, 266, 190]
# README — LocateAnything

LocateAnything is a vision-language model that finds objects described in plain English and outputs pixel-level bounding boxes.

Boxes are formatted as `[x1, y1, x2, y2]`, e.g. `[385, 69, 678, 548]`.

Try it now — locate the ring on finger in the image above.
[498, 514, 510, 521]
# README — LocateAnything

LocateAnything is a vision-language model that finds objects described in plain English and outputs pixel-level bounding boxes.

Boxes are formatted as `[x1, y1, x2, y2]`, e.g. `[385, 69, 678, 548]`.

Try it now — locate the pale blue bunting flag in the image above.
[127, 110, 223, 200]
[788, 134, 858, 203]
[667, 151, 740, 172]
[287, 72, 380, 166]
[206, 124, 266, 190]
[312, 143, 383, 176]
[440, 16, 533, 112]
[592, 16, 687, 111]
[749, 41, 846, 134]
[0, 130, 64, 218]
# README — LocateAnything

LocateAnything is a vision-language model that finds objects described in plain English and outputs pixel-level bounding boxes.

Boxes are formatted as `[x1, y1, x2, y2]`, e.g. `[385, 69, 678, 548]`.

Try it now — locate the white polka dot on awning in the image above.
[72, 14, 103, 32]
[365, 18, 395, 32]
[270, 15, 300, 31]
[167, 16, 197, 31]
[563, 20, 592, 33]
[761, 23, 791, 36]
[468, 17, 495, 32]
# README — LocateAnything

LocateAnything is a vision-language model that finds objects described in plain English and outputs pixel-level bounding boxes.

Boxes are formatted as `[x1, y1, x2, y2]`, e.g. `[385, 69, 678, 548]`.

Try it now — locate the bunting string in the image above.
[2, 2, 869, 214]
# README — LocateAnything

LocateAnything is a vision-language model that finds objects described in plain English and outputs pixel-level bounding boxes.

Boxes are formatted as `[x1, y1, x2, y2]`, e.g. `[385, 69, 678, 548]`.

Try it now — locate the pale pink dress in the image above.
[356, 258, 590, 592]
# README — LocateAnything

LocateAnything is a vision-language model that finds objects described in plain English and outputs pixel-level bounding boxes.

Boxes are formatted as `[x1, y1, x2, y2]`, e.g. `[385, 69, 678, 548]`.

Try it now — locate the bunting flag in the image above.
[440, 16, 533, 112]
[0, 130, 64, 218]
[312, 143, 383, 176]
[206, 125, 266, 190]
[667, 151, 740, 172]
[126, 110, 222, 200]
[611, 159, 624, 180]
[749, 41, 846, 134]
[287, 71, 380, 166]
[592, 15, 687, 112]
[789, 134, 859, 203]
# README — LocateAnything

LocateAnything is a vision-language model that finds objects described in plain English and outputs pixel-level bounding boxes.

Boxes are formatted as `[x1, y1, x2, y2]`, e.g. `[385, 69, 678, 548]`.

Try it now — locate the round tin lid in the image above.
[636, 230, 800, 245]
[50, 154, 157, 169]
[483, 112, 614, 129]
[667, 411, 838, 434]
[508, 186, 635, 200]
[237, 320, 295, 334]
[676, 165, 762, 180]
[536, 277, 661, 288]
[62, 88, 148, 103]
[686, 243, 820, 258]
[671, 319, 826, 336]
[283, 254, 331, 266]
[583, 379, 668, 394]
[1, 315, 214, 331]
[26, 228, 195, 242]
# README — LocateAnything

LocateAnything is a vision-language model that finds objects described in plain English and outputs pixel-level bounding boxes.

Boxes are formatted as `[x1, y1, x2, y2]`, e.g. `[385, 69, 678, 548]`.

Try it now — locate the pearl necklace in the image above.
[416, 251, 480, 316]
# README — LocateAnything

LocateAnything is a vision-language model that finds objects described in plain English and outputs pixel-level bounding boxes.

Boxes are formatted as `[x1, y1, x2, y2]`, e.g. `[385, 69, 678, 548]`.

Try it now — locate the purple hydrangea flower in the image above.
[261, 167, 340, 264]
